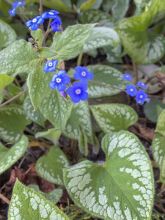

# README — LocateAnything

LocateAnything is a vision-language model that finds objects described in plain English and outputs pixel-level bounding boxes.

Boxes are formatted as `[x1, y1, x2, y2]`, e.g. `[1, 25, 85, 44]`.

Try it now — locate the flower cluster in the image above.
[122, 73, 150, 105]
[9, 0, 25, 16]
[43, 60, 94, 104]
[26, 10, 62, 31]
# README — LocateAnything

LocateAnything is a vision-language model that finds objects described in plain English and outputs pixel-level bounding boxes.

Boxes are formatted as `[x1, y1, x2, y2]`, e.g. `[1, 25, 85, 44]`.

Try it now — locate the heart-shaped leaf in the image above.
[8, 180, 70, 220]
[51, 24, 94, 60]
[0, 135, 28, 174]
[87, 65, 124, 98]
[0, 39, 37, 75]
[28, 65, 72, 130]
[152, 133, 165, 183]
[91, 104, 138, 132]
[36, 147, 69, 185]
[117, 0, 165, 64]
[83, 27, 120, 52]
[64, 131, 154, 220]
[0, 106, 29, 143]
[0, 19, 16, 50]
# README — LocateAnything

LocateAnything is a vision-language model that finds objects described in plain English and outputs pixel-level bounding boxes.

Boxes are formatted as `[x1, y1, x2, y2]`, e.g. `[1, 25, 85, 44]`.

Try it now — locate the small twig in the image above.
[0, 193, 10, 205]
[0, 91, 25, 108]
[133, 61, 138, 83]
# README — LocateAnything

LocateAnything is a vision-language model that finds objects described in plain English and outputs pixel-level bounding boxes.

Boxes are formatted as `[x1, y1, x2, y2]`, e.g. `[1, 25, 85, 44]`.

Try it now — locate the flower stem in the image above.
[77, 53, 83, 66]
[0, 91, 25, 108]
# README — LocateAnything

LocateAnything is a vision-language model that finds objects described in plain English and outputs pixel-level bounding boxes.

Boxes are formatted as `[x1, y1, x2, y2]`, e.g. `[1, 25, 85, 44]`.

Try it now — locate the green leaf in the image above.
[0, 39, 37, 75]
[51, 24, 94, 60]
[0, 19, 16, 50]
[79, 0, 96, 11]
[0, 74, 13, 90]
[83, 27, 120, 52]
[144, 99, 165, 123]
[27, 65, 72, 130]
[64, 131, 154, 220]
[156, 109, 165, 136]
[64, 102, 93, 142]
[35, 129, 61, 144]
[0, 136, 28, 174]
[134, 0, 151, 14]
[91, 104, 138, 132]
[87, 65, 124, 98]
[27, 0, 71, 12]
[8, 180, 70, 220]
[117, 0, 165, 64]
[111, 0, 130, 20]
[36, 147, 69, 185]
[29, 184, 63, 204]
[0, 106, 29, 143]
[152, 133, 165, 182]
[23, 96, 45, 126]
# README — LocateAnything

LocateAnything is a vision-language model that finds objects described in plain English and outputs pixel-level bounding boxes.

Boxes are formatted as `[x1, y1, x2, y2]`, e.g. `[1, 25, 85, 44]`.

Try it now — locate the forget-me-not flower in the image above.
[74, 66, 94, 81]
[49, 71, 70, 91]
[44, 60, 58, 73]
[125, 84, 137, 97]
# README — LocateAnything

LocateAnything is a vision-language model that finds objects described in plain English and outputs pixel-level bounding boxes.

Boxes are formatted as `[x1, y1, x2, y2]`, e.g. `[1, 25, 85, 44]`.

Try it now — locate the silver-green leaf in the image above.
[64, 131, 154, 220]
[36, 147, 69, 185]
[152, 133, 165, 183]
[87, 65, 124, 98]
[51, 24, 94, 60]
[0, 19, 16, 49]
[0, 136, 28, 174]
[8, 180, 70, 220]
[91, 104, 138, 132]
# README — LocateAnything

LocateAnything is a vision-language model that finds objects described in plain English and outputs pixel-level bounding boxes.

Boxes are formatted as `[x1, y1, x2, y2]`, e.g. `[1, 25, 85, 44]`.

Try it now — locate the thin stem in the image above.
[77, 53, 83, 66]
[133, 61, 138, 83]
[0, 91, 25, 108]
[42, 19, 52, 46]
[39, 0, 43, 15]
[0, 193, 10, 204]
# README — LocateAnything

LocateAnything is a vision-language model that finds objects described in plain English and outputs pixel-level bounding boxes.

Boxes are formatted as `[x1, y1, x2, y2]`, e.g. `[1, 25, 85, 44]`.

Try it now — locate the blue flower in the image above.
[50, 16, 62, 32]
[12, 0, 25, 8]
[43, 60, 58, 73]
[9, 8, 16, 16]
[66, 81, 88, 103]
[122, 73, 133, 81]
[125, 84, 137, 97]
[135, 90, 149, 105]
[136, 81, 148, 90]
[42, 10, 59, 19]
[9, 0, 25, 16]
[26, 16, 44, 31]
[74, 66, 94, 81]
[49, 71, 70, 91]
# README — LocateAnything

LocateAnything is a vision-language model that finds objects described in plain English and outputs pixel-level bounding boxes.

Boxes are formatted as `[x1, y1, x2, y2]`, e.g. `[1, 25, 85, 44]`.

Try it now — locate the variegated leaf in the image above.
[0, 19, 16, 49]
[0, 136, 28, 174]
[83, 27, 120, 52]
[51, 24, 94, 60]
[0, 40, 37, 75]
[64, 131, 154, 220]
[155, 109, 165, 136]
[0, 106, 29, 143]
[64, 102, 93, 143]
[152, 133, 165, 183]
[91, 104, 138, 132]
[87, 65, 124, 98]
[8, 180, 70, 220]
[27, 65, 72, 130]
[23, 96, 45, 126]
[36, 147, 69, 185]
[35, 128, 61, 144]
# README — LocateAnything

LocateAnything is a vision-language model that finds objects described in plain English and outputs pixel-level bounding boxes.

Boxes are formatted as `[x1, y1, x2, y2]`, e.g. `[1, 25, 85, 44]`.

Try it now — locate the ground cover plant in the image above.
[0, 0, 165, 219]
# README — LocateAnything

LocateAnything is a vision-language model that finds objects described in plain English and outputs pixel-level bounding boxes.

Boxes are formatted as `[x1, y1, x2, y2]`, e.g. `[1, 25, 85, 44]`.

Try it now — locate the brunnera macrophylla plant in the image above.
[1, 0, 165, 219]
